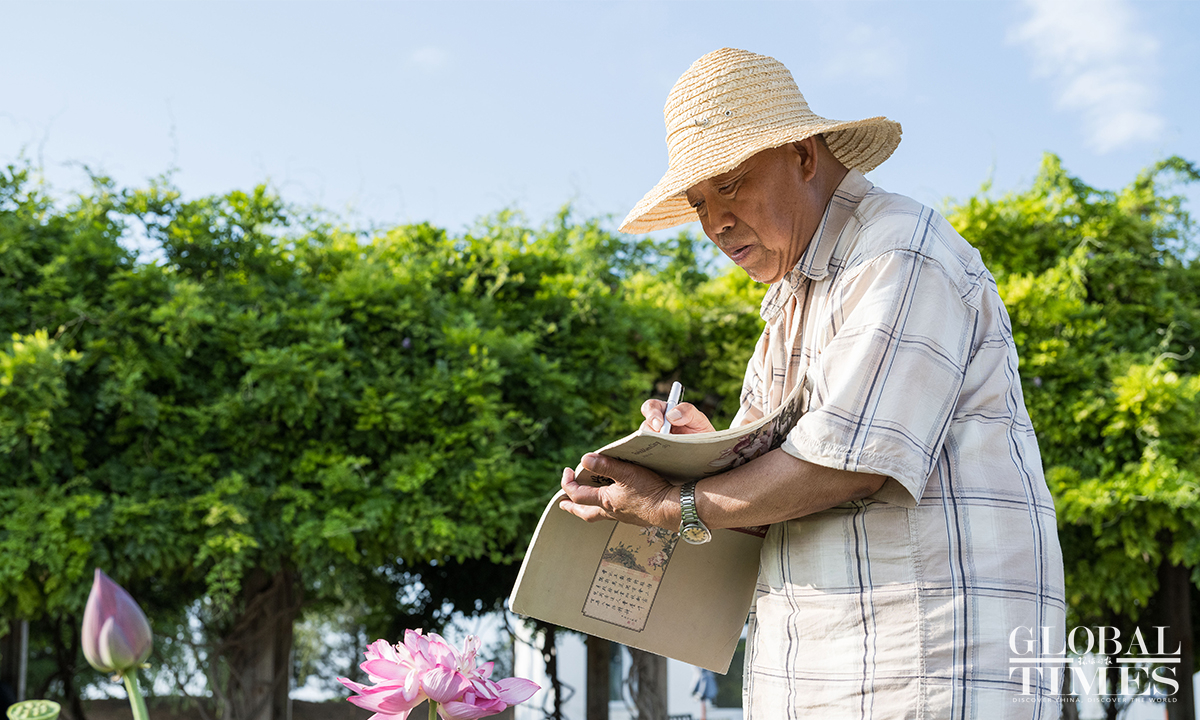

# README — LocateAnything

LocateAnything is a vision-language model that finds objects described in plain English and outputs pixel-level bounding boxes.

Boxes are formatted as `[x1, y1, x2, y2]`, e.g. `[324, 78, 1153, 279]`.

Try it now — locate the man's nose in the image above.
[707, 199, 735, 236]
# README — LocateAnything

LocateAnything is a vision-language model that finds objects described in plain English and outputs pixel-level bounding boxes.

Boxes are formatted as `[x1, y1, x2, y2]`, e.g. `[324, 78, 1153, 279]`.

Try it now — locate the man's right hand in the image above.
[639, 399, 716, 434]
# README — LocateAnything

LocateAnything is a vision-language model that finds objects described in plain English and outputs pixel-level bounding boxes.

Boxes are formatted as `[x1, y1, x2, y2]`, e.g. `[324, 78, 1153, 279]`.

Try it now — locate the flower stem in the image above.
[428, 700, 439, 720]
[122, 670, 151, 720]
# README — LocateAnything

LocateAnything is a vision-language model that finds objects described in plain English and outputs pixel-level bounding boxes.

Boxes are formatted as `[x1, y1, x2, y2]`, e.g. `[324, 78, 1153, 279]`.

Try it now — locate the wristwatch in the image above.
[678, 480, 712, 545]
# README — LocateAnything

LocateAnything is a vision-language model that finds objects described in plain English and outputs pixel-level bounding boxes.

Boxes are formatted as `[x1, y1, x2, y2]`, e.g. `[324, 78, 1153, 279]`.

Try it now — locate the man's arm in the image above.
[559, 446, 887, 531]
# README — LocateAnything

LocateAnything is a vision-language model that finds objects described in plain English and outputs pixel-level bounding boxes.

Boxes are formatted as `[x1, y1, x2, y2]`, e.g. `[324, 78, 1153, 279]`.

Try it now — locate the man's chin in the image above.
[740, 264, 783, 284]
[730, 248, 783, 284]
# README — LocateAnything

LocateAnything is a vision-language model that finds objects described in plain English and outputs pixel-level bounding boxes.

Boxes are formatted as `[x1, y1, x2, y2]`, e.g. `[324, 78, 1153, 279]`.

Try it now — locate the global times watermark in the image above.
[1009, 625, 1182, 703]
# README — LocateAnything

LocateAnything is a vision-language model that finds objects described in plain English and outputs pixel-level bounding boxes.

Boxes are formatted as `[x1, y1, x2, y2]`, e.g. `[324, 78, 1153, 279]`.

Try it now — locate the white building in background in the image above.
[513, 621, 743, 720]
[510, 617, 1200, 720]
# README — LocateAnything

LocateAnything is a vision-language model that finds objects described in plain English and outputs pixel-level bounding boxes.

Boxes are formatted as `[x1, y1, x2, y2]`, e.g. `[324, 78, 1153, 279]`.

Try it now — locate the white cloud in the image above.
[1011, 0, 1164, 153]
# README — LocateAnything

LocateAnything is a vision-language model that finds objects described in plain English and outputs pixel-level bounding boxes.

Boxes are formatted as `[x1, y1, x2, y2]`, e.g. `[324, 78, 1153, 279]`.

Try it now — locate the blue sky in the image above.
[2, 0, 1198, 242]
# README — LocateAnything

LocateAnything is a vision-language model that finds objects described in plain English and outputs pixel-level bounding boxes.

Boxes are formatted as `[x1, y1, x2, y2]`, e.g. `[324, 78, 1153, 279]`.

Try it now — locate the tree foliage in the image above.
[0, 165, 761, 708]
[947, 153, 1200, 625]
[9, 151, 1194, 711]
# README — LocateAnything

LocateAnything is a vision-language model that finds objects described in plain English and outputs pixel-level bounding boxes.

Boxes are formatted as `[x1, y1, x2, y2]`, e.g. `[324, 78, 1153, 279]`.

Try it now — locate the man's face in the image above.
[684, 143, 825, 284]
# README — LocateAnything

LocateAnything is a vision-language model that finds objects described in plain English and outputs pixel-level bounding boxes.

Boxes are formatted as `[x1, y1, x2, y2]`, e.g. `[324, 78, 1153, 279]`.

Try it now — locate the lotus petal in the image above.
[422, 667, 469, 703]
[81, 569, 152, 674]
[496, 677, 540, 705]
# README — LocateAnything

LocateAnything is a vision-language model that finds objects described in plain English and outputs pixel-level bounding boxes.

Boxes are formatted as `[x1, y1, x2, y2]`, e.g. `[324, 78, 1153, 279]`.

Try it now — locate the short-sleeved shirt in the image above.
[734, 170, 1066, 718]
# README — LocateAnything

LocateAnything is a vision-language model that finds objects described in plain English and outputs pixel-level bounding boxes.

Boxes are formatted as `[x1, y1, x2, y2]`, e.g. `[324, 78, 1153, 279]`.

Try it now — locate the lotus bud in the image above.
[81, 569, 153, 675]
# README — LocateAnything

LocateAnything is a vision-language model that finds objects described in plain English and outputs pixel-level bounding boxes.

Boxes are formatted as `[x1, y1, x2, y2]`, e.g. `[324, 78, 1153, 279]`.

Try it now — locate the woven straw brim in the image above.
[620, 116, 901, 234]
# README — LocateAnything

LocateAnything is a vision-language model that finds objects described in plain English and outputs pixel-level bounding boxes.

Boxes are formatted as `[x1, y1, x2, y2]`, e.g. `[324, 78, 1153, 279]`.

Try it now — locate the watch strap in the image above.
[680, 480, 701, 526]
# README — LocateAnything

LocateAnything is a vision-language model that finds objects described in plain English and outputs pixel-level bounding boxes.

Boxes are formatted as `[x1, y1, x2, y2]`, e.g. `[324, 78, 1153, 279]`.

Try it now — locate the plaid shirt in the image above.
[734, 170, 1066, 718]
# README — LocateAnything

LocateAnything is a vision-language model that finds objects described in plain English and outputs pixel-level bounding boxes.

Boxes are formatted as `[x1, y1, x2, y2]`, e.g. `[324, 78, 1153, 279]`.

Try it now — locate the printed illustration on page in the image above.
[582, 524, 679, 631]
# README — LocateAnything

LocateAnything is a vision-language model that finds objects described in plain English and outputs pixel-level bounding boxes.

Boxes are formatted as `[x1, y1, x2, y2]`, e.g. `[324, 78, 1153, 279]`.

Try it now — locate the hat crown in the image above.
[619, 48, 901, 234]
[662, 48, 815, 167]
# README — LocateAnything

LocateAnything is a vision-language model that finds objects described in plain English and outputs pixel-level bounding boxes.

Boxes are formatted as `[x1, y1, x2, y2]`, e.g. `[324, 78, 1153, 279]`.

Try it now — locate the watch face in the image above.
[681, 524, 712, 545]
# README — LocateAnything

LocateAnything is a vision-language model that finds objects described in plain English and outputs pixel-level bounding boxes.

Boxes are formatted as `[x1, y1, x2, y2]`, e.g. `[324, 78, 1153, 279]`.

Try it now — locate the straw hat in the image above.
[620, 48, 902, 234]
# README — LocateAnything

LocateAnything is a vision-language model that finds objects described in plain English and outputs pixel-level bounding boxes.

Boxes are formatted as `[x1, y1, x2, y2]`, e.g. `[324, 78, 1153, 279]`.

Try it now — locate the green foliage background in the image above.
[0, 164, 763, 702]
[945, 155, 1200, 630]
[1, 152, 1197, 705]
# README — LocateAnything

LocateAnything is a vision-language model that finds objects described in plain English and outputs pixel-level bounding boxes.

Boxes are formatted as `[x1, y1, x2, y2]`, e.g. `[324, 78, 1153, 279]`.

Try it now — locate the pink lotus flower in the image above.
[339, 630, 539, 720]
[81, 569, 153, 675]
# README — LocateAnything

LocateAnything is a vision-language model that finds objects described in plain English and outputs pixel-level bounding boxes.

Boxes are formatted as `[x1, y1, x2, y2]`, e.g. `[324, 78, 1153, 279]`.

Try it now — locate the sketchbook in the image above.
[576, 379, 805, 488]
[509, 381, 805, 673]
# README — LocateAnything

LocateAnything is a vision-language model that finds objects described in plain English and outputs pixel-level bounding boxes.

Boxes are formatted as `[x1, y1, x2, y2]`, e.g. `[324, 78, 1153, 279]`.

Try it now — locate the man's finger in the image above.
[561, 466, 604, 505]
[664, 402, 715, 433]
[666, 401, 693, 424]
[579, 454, 658, 493]
[579, 453, 631, 483]
[640, 398, 666, 432]
[558, 497, 613, 523]
[640, 399, 717, 434]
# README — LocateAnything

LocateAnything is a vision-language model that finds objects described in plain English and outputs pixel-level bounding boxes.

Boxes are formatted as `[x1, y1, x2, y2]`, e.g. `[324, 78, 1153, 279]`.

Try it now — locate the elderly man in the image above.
[560, 48, 1066, 717]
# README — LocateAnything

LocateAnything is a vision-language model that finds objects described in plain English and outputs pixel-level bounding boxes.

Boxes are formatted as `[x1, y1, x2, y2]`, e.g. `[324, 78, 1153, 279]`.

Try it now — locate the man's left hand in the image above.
[559, 453, 678, 529]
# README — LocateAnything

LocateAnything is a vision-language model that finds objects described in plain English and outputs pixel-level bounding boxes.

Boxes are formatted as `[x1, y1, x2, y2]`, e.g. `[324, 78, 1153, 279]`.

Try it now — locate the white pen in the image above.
[660, 381, 684, 434]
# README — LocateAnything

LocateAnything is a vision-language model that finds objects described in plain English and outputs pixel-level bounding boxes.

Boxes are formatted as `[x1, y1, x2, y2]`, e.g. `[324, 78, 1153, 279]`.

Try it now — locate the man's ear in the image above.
[791, 137, 821, 181]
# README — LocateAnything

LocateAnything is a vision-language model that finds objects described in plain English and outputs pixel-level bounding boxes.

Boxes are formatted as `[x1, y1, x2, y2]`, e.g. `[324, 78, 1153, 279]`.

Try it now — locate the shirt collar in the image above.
[759, 169, 874, 322]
